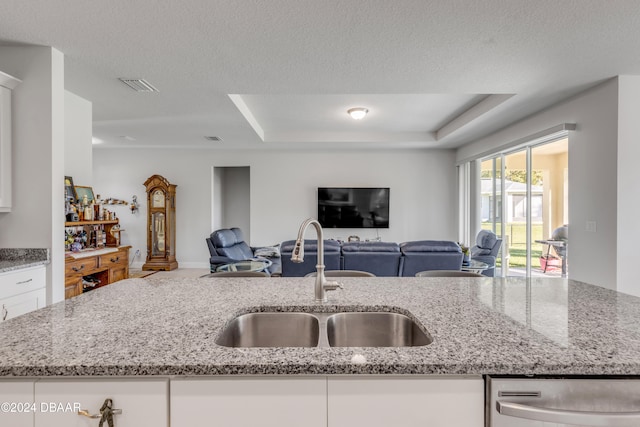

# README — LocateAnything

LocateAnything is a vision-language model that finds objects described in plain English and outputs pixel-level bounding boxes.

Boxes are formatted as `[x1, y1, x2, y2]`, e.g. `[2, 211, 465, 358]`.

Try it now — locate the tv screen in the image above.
[318, 187, 390, 229]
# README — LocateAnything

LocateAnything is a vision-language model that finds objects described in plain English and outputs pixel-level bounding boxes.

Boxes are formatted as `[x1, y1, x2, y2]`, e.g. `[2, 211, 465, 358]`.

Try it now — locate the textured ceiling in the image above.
[1, 0, 640, 149]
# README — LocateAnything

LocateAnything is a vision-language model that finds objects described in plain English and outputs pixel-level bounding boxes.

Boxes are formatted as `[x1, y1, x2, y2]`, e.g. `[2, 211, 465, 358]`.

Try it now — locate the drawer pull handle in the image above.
[16, 278, 33, 285]
[78, 398, 122, 424]
[72, 264, 85, 272]
[110, 256, 120, 263]
[497, 400, 640, 426]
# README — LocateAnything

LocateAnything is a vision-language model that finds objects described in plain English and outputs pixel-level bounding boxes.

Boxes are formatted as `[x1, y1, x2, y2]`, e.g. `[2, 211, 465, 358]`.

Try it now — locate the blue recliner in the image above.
[399, 240, 463, 277]
[206, 228, 280, 274]
[279, 239, 341, 277]
[341, 241, 402, 277]
[470, 230, 502, 277]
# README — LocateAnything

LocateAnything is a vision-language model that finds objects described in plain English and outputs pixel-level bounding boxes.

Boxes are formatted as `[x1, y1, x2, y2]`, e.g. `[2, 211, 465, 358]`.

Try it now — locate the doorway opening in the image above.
[212, 166, 250, 240]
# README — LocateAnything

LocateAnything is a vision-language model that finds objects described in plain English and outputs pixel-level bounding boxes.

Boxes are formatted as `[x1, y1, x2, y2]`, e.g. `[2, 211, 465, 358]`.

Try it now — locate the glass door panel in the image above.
[503, 149, 529, 276]
[480, 158, 503, 275]
[531, 139, 569, 277]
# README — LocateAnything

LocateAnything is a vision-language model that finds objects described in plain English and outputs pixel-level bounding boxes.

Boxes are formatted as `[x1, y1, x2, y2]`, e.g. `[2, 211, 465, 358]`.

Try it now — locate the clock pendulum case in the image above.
[142, 174, 178, 271]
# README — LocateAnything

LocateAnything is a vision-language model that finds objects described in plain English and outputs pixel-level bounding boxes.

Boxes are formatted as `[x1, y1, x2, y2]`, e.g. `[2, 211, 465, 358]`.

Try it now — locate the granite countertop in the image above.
[0, 276, 639, 377]
[0, 248, 50, 273]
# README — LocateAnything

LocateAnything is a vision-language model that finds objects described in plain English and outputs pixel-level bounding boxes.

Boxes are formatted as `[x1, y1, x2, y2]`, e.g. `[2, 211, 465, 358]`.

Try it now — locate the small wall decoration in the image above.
[75, 186, 95, 204]
[64, 176, 77, 201]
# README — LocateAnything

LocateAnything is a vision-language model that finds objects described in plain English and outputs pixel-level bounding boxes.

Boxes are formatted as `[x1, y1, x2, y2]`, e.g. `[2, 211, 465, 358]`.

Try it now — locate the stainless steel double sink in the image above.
[215, 310, 432, 348]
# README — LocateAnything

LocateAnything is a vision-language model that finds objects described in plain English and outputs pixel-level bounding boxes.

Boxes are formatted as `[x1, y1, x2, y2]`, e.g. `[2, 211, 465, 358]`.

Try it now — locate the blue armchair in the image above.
[205, 228, 281, 274]
[470, 230, 502, 277]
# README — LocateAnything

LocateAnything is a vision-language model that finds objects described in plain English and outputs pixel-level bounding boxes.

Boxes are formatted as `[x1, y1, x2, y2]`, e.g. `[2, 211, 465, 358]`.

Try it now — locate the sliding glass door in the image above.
[478, 138, 568, 277]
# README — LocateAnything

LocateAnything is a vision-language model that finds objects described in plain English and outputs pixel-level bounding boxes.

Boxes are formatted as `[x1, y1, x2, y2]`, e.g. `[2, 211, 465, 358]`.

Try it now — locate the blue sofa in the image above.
[279, 239, 463, 277]
[279, 239, 342, 277]
[399, 240, 464, 277]
[341, 241, 402, 277]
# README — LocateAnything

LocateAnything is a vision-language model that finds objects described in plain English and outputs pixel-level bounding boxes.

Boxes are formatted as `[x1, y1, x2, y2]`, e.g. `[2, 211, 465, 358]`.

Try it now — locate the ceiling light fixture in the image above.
[347, 107, 369, 120]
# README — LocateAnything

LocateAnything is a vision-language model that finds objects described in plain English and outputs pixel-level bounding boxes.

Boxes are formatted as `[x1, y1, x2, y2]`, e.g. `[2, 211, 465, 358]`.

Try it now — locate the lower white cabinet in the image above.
[0, 266, 46, 322]
[0, 380, 34, 427]
[327, 376, 484, 427]
[171, 377, 327, 427]
[171, 376, 484, 427]
[1, 376, 483, 426]
[34, 379, 168, 427]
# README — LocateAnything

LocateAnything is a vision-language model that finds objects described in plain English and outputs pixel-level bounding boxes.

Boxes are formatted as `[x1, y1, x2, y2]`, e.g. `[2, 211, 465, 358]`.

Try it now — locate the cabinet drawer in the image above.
[65, 257, 98, 277]
[0, 265, 45, 299]
[100, 250, 127, 267]
[1, 288, 46, 321]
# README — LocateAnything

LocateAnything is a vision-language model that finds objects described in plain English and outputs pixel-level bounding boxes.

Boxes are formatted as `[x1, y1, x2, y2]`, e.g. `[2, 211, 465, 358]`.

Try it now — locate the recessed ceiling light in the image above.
[347, 107, 369, 120]
[119, 135, 136, 141]
[92, 137, 104, 145]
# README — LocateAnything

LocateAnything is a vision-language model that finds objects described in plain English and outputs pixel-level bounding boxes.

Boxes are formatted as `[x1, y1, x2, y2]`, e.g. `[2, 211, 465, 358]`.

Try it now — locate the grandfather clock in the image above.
[142, 175, 178, 271]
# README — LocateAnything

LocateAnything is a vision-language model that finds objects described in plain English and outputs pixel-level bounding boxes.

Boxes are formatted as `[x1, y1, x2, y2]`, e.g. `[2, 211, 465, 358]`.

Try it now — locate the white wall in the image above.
[616, 76, 640, 297]
[64, 91, 93, 186]
[0, 46, 65, 303]
[93, 148, 457, 268]
[457, 78, 620, 292]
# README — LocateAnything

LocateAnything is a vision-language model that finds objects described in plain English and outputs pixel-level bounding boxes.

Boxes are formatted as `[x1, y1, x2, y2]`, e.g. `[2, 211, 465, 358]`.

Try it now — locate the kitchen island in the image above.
[1, 276, 639, 426]
[1, 275, 639, 376]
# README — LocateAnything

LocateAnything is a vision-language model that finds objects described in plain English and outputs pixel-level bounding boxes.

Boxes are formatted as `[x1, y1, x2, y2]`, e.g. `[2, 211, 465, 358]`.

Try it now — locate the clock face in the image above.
[152, 190, 165, 208]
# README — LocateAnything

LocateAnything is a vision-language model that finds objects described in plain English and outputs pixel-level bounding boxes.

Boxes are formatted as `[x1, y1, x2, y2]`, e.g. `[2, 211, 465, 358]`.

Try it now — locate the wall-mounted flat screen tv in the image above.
[318, 187, 390, 228]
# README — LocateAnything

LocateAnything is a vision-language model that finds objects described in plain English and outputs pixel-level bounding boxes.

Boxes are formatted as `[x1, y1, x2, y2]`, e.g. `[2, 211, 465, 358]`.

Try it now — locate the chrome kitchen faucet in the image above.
[291, 218, 343, 303]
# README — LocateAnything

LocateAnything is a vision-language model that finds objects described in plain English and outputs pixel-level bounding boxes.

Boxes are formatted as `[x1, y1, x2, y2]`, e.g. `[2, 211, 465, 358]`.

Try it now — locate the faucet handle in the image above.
[324, 280, 344, 291]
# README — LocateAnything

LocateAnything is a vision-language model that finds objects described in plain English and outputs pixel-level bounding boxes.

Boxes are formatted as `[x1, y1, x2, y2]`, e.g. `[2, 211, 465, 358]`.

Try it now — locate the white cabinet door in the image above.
[328, 376, 484, 427]
[34, 379, 168, 427]
[1, 288, 46, 321]
[0, 266, 46, 321]
[171, 377, 327, 427]
[0, 380, 34, 427]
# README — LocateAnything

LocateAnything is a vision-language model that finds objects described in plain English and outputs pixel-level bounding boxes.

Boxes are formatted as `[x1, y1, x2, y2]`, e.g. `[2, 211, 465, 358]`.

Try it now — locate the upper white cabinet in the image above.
[0, 70, 22, 212]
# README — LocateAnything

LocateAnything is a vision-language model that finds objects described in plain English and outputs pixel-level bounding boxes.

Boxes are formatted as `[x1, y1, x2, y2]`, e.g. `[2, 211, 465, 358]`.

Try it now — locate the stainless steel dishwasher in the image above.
[486, 376, 640, 426]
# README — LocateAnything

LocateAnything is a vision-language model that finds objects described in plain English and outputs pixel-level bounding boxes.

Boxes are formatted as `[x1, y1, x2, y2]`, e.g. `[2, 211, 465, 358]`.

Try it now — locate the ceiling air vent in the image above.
[119, 78, 159, 92]
[205, 136, 223, 142]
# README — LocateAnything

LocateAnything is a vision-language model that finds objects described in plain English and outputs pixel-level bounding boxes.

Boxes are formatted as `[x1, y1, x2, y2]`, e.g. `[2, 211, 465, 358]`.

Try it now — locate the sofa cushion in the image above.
[280, 239, 341, 253]
[341, 242, 400, 252]
[400, 240, 461, 253]
[475, 230, 498, 250]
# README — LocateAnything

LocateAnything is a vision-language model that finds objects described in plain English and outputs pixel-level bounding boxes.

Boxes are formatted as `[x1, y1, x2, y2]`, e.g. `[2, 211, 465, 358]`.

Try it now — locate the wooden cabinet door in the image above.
[0, 380, 34, 427]
[171, 377, 326, 427]
[328, 376, 484, 427]
[34, 379, 168, 427]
